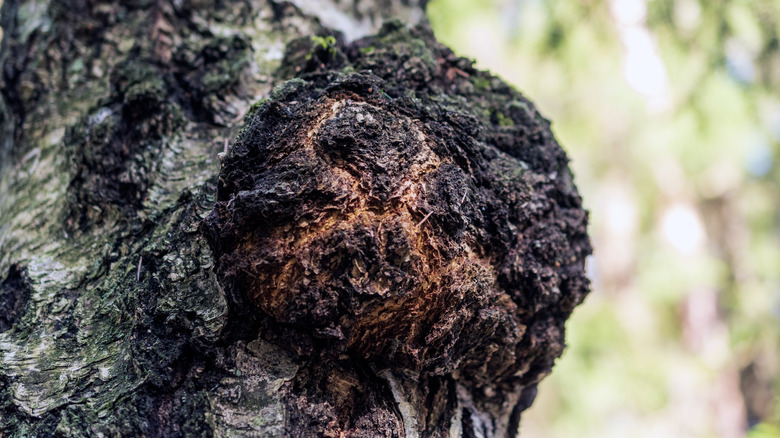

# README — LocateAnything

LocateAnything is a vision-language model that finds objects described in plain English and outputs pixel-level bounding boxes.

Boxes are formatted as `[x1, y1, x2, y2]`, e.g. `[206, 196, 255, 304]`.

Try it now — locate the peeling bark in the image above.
[0, 1, 588, 437]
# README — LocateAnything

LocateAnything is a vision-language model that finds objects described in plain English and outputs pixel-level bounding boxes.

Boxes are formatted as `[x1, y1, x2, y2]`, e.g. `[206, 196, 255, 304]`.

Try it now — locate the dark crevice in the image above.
[0, 264, 32, 333]
[0, 0, 30, 150]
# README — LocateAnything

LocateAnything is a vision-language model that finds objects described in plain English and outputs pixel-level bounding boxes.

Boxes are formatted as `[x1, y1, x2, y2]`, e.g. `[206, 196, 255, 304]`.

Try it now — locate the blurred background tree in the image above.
[427, 0, 780, 436]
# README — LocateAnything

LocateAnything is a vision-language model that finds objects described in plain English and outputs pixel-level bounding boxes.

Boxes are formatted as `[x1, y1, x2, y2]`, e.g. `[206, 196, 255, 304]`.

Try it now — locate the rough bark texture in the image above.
[0, 1, 589, 437]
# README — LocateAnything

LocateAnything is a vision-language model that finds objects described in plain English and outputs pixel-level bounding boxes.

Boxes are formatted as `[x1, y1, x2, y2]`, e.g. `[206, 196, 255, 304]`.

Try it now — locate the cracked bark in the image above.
[0, 1, 590, 437]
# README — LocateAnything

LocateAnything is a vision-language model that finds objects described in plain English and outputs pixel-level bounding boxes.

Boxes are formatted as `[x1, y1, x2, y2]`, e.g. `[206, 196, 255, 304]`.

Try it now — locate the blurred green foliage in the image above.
[428, 0, 780, 436]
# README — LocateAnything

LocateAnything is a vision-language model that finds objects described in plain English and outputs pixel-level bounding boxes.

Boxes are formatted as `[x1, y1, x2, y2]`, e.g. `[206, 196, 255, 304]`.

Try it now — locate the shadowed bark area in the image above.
[0, 1, 587, 437]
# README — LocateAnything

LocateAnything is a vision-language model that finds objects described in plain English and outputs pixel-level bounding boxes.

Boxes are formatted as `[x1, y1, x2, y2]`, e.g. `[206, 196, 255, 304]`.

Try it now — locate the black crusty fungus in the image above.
[204, 22, 591, 422]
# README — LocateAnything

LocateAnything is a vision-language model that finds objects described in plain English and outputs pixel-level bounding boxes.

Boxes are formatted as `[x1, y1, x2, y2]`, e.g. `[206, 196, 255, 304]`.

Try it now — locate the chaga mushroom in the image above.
[203, 22, 591, 430]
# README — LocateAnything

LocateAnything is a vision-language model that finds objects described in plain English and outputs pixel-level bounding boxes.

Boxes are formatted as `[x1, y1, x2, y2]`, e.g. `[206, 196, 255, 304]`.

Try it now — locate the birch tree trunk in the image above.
[0, 1, 590, 436]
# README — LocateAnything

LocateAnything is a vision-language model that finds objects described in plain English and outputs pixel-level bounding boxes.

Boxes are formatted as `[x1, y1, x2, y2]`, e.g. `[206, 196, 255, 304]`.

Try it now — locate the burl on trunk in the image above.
[204, 23, 591, 437]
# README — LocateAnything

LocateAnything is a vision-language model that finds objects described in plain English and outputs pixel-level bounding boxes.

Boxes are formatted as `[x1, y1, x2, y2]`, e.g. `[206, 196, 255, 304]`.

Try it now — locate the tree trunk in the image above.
[0, 1, 590, 437]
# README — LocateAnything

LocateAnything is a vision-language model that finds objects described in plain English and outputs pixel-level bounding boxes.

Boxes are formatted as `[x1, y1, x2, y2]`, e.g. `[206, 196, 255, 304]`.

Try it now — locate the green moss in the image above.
[305, 35, 338, 61]
[472, 76, 491, 91]
[269, 78, 306, 101]
[495, 110, 514, 127]
[245, 98, 269, 120]
[312, 35, 336, 51]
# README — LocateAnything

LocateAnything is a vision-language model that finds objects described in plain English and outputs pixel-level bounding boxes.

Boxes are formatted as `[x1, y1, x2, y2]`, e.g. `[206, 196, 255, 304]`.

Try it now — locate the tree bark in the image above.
[0, 1, 590, 437]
